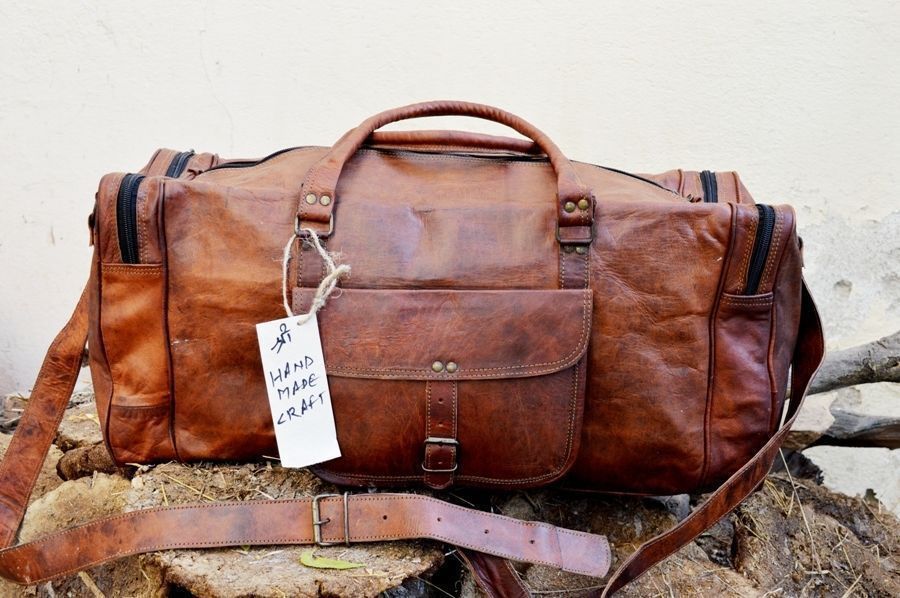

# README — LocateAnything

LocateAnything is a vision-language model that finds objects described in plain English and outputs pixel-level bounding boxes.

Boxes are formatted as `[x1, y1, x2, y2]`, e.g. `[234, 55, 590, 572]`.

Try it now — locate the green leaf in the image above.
[299, 550, 365, 570]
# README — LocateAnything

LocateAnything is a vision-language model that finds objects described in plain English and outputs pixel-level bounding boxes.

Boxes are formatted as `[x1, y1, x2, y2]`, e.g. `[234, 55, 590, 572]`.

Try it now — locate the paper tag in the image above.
[255, 314, 341, 468]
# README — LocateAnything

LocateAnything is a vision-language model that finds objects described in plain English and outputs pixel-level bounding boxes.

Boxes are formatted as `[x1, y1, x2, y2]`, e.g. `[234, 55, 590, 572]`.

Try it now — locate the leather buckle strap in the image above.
[311, 492, 350, 547]
[421, 437, 460, 473]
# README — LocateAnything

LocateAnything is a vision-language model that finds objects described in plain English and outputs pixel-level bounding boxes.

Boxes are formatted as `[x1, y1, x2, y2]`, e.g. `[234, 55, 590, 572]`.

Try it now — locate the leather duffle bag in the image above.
[0, 101, 824, 596]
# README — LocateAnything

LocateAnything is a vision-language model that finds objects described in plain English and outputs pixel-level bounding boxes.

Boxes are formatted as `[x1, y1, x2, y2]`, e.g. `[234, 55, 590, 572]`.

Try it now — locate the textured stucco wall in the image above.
[1, 1, 898, 394]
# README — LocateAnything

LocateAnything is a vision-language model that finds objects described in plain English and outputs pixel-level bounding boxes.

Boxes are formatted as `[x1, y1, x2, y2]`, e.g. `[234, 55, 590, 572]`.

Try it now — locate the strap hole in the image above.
[437, 517, 442, 522]
[529, 540, 535, 544]
[437, 398, 443, 403]
[382, 515, 388, 520]
[484, 529, 489, 534]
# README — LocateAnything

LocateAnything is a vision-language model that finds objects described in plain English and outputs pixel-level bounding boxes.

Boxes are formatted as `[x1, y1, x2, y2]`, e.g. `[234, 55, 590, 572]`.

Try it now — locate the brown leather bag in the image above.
[0, 101, 824, 596]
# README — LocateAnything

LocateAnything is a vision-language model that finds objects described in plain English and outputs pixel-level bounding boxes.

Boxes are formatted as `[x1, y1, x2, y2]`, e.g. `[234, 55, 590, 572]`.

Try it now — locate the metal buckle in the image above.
[295, 214, 334, 237]
[421, 437, 459, 473]
[555, 223, 594, 245]
[311, 492, 350, 546]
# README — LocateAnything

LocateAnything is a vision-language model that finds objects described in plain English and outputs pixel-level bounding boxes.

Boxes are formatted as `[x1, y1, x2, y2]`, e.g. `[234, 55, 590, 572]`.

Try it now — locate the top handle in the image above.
[297, 101, 594, 245]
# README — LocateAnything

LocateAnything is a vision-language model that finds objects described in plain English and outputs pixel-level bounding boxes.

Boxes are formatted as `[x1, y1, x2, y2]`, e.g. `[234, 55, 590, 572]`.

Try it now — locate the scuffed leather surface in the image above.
[294, 288, 591, 379]
[89, 129, 805, 495]
[97, 263, 176, 463]
[290, 269, 590, 487]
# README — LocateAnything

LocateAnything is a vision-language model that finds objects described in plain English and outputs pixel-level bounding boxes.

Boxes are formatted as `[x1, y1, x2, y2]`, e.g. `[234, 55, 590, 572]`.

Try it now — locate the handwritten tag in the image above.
[255, 314, 341, 468]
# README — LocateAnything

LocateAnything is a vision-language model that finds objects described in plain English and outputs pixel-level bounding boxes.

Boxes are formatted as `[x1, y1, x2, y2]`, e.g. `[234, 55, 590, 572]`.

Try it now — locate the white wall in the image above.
[1, 1, 898, 394]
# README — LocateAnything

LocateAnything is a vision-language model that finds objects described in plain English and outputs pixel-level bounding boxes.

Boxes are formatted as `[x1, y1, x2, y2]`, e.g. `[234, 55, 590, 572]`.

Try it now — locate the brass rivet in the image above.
[445, 361, 458, 373]
[563, 201, 576, 213]
[575, 246, 587, 254]
[305, 193, 317, 205]
[577, 198, 590, 210]
[431, 361, 445, 373]
[319, 195, 332, 206]
[563, 245, 575, 253]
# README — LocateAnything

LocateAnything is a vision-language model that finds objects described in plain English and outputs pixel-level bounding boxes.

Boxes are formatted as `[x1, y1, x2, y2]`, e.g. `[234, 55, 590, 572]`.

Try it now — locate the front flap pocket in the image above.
[293, 287, 592, 489]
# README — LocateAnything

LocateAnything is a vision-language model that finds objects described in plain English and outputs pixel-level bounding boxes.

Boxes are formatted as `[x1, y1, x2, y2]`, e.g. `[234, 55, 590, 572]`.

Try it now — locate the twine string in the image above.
[282, 228, 351, 325]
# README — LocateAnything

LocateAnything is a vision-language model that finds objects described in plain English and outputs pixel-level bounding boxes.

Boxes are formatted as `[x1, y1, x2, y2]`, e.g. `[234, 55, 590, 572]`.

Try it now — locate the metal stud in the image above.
[320, 195, 332, 206]
[563, 201, 576, 213]
[431, 361, 445, 373]
[305, 193, 317, 205]
[577, 198, 590, 210]
[445, 361, 458, 373]
[563, 245, 575, 253]
[575, 246, 587, 254]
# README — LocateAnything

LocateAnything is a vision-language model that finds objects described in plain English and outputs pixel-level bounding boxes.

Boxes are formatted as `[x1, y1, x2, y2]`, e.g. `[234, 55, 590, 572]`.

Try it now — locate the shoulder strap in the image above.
[0, 281, 823, 591]
[0, 284, 611, 585]
[458, 281, 825, 596]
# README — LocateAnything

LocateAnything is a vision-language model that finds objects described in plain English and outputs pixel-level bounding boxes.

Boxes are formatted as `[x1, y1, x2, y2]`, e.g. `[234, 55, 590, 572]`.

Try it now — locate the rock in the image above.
[457, 475, 900, 597]
[1, 394, 28, 432]
[824, 382, 900, 448]
[788, 382, 900, 451]
[56, 443, 122, 480]
[803, 445, 900, 516]
[55, 402, 103, 451]
[786, 391, 836, 450]
[10, 473, 150, 598]
[695, 517, 736, 567]
[734, 473, 900, 596]
[0, 433, 63, 504]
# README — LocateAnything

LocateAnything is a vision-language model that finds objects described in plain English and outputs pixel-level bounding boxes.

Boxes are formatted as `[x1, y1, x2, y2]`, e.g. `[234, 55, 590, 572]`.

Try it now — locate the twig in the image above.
[78, 571, 106, 598]
[779, 450, 822, 572]
[531, 584, 607, 595]
[414, 576, 456, 598]
[159, 472, 217, 501]
[839, 573, 863, 598]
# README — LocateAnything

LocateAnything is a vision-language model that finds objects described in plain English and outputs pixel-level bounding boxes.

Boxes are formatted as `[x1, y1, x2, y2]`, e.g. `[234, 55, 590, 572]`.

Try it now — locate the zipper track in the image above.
[375, 148, 676, 194]
[166, 150, 195, 178]
[116, 174, 145, 264]
[202, 145, 675, 194]
[203, 146, 304, 172]
[700, 170, 718, 203]
[745, 204, 776, 294]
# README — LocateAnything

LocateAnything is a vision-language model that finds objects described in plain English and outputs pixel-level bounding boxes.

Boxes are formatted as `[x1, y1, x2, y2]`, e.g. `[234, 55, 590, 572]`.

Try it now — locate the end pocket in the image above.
[100, 264, 176, 462]
[705, 291, 774, 486]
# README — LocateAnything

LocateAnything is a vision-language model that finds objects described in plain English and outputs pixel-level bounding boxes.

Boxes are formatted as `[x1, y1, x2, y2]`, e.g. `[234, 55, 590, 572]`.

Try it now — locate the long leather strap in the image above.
[0, 284, 610, 585]
[0, 282, 823, 592]
[459, 281, 825, 596]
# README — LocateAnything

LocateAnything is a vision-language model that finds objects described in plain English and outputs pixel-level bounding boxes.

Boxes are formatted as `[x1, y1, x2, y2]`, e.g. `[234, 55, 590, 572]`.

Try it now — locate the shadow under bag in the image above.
[0, 101, 824, 596]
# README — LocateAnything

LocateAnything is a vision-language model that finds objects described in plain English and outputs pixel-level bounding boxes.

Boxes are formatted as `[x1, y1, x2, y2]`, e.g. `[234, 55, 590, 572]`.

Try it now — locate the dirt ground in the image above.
[0, 393, 898, 597]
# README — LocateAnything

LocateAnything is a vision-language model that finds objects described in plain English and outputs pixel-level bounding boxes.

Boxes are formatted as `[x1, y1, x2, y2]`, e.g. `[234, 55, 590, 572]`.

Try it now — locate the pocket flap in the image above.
[293, 288, 592, 380]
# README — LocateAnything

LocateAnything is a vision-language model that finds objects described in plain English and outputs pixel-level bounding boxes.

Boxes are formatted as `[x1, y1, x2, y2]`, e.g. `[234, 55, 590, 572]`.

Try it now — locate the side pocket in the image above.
[705, 292, 774, 485]
[100, 263, 176, 463]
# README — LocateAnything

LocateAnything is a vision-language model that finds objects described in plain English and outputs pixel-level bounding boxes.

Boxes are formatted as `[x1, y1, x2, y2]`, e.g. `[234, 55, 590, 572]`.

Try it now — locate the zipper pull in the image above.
[87, 203, 97, 246]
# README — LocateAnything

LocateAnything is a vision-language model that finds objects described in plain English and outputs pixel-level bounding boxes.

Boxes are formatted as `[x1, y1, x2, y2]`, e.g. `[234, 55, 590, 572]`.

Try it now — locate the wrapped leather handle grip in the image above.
[297, 101, 594, 243]
[366, 130, 543, 155]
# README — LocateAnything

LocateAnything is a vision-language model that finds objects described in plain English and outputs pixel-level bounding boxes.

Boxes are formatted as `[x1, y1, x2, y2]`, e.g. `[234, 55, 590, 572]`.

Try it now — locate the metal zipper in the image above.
[700, 170, 718, 203]
[203, 146, 304, 172]
[165, 150, 195, 178]
[116, 174, 145, 264]
[745, 204, 776, 294]
[373, 148, 676, 194]
[205, 145, 675, 195]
